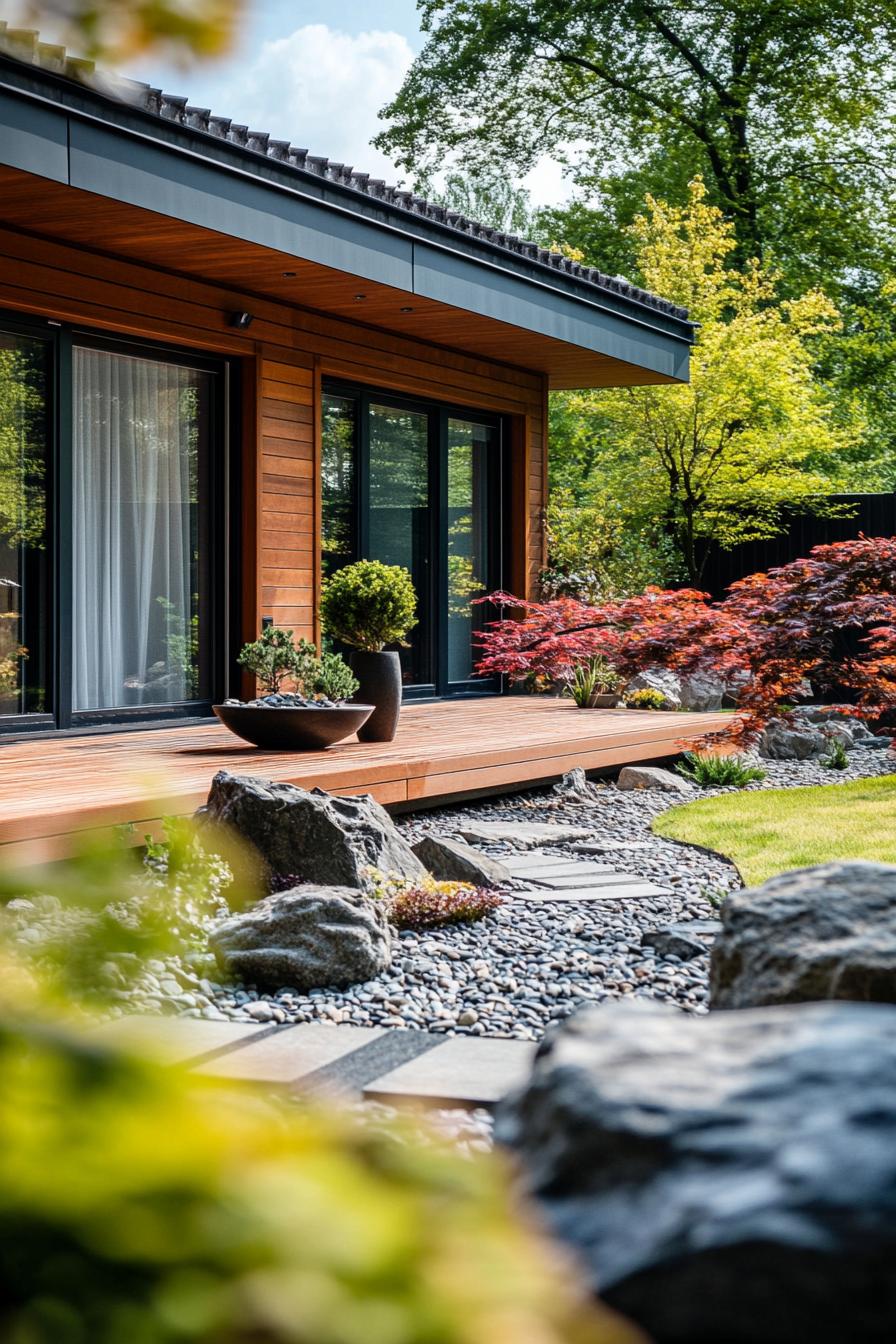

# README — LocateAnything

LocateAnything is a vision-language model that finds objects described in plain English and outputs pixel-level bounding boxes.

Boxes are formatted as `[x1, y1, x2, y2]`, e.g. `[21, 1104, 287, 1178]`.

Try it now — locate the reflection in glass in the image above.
[72, 348, 209, 710]
[321, 392, 356, 578]
[0, 329, 48, 717]
[368, 403, 430, 685]
[447, 418, 492, 683]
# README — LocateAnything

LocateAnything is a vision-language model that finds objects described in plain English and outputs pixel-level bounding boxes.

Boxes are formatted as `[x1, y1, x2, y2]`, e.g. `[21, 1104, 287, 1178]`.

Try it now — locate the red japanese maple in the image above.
[475, 537, 896, 743]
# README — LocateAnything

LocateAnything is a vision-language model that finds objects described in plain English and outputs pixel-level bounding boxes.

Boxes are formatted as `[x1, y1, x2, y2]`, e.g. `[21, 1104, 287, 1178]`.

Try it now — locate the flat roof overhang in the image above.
[0, 65, 694, 389]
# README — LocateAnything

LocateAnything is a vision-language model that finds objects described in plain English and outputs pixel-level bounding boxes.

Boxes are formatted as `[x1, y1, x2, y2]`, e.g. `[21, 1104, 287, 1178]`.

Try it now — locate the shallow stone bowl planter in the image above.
[213, 703, 374, 750]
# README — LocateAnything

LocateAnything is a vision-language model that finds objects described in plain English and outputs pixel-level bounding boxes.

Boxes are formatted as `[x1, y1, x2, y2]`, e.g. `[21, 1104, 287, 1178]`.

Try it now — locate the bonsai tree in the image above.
[321, 560, 418, 652]
[237, 626, 358, 701]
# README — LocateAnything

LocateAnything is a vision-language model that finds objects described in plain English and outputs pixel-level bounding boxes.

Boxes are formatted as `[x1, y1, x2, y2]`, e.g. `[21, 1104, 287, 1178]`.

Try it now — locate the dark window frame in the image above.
[0, 310, 236, 738]
[322, 377, 509, 700]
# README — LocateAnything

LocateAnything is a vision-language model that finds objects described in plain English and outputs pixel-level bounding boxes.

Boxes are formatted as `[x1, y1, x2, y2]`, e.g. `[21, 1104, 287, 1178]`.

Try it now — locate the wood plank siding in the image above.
[0, 221, 547, 649]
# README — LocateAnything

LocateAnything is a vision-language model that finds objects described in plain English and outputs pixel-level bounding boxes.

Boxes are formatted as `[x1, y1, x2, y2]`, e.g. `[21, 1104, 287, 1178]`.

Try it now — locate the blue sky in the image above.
[119, 0, 567, 204]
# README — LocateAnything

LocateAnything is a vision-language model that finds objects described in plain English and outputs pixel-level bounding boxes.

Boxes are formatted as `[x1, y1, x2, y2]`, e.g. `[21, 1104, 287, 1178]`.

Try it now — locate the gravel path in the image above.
[113, 744, 894, 1040]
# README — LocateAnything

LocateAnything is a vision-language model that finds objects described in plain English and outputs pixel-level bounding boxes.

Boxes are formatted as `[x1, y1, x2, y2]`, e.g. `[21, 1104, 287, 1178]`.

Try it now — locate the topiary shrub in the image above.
[321, 560, 418, 652]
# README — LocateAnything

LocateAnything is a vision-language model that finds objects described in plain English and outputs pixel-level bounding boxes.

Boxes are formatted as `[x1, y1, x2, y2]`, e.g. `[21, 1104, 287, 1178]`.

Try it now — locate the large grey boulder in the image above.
[711, 860, 896, 1007]
[757, 706, 888, 759]
[197, 771, 427, 889]
[209, 884, 392, 991]
[410, 834, 510, 888]
[679, 669, 727, 712]
[496, 999, 896, 1343]
[617, 764, 694, 794]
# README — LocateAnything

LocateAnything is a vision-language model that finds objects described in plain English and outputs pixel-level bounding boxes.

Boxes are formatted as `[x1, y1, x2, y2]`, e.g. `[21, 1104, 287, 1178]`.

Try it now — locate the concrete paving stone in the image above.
[455, 822, 592, 848]
[503, 858, 616, 878]
[195, 1023, 384, 1084]
[364, 1036, 537, 1107]
[528, 871, 649, 890]
[571, 840, 653, 854]
[510, 883, 669, 902]
[90, 1015, 265, 1064]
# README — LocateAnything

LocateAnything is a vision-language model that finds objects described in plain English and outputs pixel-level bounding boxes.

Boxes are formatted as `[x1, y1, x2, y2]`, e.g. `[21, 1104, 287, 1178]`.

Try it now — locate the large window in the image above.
[321, 382, 505, 696]
[0, 328, 49, 719]
[0, 315, 227, 735]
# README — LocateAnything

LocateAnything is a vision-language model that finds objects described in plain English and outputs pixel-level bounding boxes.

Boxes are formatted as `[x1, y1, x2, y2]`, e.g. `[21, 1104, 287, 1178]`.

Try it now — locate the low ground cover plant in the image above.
[624, 687, 671, 710]
[654, 773, 896, 884]
[368, 871, 504, 931]
[677, 751, 767, 789]
[476, 537, 896, 744]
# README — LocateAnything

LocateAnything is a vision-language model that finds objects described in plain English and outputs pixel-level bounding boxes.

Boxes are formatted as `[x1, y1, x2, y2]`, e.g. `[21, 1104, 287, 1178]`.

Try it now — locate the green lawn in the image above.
[653, 772, 896, 886]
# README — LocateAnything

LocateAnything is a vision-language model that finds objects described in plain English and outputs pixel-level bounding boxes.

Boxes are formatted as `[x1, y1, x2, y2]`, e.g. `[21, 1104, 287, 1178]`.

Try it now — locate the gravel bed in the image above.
[99, 744, 894, 1041]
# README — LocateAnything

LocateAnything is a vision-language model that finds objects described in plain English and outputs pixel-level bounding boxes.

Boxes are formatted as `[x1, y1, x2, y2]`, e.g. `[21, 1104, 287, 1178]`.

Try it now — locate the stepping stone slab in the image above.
[528, 871, 652, 891]
[195, 1023, 384, 1084]
[90, 1015, 266, 1065]
[455, 822, 592, 849]
[364, 1037, 536, 1108]
[504, 860, 617, 880]
[572, 840, 653, 854]
[512, 882, 669, 902]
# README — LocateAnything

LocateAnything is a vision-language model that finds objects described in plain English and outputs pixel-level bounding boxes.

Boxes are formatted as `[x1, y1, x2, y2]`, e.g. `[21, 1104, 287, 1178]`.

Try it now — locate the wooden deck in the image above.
[0, 698, 730, 866]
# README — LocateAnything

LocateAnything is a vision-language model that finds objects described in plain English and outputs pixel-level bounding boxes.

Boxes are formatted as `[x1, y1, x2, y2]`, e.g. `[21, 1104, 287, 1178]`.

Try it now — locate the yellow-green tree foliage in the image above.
[552, 179, 862, 583]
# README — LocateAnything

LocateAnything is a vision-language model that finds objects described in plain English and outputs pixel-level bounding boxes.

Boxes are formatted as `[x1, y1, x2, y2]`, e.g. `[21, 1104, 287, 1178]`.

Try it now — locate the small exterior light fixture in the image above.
[400, 306, 414, 313]
[281, 270, 297, 278]
[229, 311, 254, 329]
[353, 293, 367, 301]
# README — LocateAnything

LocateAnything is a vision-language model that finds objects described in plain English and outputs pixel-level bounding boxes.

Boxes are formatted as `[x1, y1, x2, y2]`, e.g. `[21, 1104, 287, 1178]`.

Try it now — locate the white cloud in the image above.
[226, 24, 415, 182]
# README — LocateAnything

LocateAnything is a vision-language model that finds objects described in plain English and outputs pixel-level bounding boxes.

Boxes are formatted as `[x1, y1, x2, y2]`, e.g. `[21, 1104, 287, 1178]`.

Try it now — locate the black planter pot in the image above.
[350, 650, 403, 742]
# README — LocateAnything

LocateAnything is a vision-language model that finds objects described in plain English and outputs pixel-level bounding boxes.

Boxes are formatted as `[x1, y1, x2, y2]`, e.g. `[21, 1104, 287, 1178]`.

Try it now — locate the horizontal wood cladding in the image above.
[258, 352, 315, 639]
[0, 224, 547, 630]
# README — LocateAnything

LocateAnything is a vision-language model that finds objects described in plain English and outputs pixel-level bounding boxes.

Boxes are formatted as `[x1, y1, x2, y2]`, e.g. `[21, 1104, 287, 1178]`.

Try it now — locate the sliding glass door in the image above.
[322, 382, 504, 697]
[0, 315, 227, 735]
[72, 347, 210, 712]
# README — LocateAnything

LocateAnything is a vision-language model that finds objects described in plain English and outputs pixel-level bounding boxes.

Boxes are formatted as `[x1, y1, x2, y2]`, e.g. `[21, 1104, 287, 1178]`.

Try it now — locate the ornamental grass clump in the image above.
[677, 751, 767, 789]
[565, 655, 621, 707]
[321, 559, 418, 652]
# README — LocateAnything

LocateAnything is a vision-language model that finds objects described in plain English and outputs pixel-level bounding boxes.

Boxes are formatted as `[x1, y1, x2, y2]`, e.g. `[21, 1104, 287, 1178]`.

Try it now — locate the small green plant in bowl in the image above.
[321, 559, 418, 652]
[565, 655, 621, 708]
[236, 627, 358, 703]
[624, 687, 671, 711]
[677, 750, 767, 788]
[821, 737, 850, 770]
[220, 627, 366, 749]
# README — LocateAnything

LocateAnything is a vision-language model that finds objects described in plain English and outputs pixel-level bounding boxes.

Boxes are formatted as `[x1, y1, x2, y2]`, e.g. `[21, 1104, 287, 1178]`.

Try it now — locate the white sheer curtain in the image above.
[72, 348, 201, 710]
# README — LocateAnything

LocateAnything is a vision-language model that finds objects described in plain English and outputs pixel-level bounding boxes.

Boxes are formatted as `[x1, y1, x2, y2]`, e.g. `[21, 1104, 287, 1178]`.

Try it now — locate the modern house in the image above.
[0, 29, 715, 860]
[0, 24, 693, 730]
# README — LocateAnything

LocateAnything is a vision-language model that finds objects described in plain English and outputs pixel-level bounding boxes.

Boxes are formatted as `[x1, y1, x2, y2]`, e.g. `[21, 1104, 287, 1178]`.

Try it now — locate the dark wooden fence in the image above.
[697, 493, 896, 598]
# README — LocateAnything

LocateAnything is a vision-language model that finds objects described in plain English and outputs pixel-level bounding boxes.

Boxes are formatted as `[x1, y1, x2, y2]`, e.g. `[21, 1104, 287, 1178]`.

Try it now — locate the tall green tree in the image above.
[551, 181, 870, 583]
[377, 0, 896, 294]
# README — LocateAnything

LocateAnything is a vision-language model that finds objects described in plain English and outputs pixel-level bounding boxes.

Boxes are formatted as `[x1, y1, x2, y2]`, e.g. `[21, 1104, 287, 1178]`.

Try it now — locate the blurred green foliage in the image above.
[0, 824, 639, 1344]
